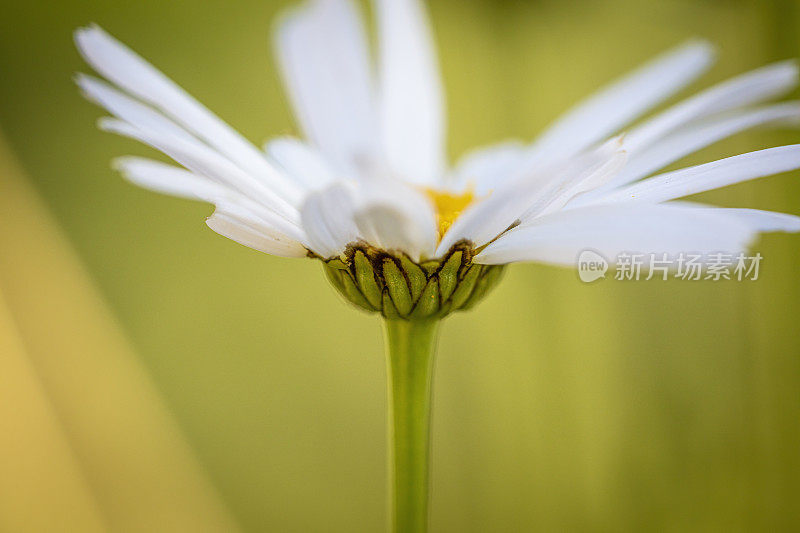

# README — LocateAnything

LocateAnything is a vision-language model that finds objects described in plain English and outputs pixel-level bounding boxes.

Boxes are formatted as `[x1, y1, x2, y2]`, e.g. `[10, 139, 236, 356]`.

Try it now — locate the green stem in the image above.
[383, 318, 440, 533]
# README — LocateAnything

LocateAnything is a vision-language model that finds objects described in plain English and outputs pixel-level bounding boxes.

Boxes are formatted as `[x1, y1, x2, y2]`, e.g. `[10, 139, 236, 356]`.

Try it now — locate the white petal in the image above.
[77, 74, 198, 144]
[582, 102, 800, 199]
[113, 156, 226, 200]
[449, 141, 528, 195]
[298, 164, 439, 259]
[100, 119, 301, 226]
[265, 136, 336, 190]
[524, 40, 715, 167]
[622, 60, 799, 153]
[667, 201, 800, 233]
[521, 143, 627, 219]
[207, 205, 308, 258]
[475, 203, 758, 266]
[75, 25, 299, 202]
[596, 145, 800, 205]
[274, 0, 377, 177]
[77, 76, 310, 212]
[375, 0, 445, 185]
[300, 181, 361, 259]
[436, 146, 623, 256]
[708, 208, 800, 232]
[352, 177, 439, 261]
[114, 157, 307, 242]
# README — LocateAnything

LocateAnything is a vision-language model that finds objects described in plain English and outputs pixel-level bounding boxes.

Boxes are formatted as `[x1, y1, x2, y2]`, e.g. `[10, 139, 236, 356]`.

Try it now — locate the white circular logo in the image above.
[577, 250, 608, 283]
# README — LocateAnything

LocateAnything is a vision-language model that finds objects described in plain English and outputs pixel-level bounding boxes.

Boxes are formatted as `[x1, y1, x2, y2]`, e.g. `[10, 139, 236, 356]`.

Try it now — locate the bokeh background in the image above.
[2, 0, 800, 531]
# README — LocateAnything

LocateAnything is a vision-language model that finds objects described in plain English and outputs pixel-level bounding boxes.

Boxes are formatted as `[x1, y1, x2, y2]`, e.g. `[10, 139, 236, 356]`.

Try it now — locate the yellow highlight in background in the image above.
[0, 132, 240, 532]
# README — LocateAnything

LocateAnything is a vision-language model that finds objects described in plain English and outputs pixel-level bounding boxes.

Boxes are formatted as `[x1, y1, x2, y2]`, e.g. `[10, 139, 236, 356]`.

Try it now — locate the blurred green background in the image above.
[1, 0, 800, 531]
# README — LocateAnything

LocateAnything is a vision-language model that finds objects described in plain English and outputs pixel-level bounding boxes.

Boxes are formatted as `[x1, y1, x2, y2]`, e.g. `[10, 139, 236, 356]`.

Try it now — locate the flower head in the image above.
[76, 0, 800, 316]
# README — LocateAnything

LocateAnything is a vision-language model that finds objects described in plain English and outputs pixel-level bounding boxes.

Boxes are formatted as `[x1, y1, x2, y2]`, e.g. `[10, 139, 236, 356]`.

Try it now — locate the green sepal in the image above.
[383, 259, 413, 316]
[411, 278, 440, 319]
[323, 263, 346, 293]
[321, 245, 503, 319]
[420, 261, 440, 276]
[461, 265, 505, 310]
[382, 290, 402, 320]
[399, 255, 426, 301]
[438, 251, 462, 302]
[326, 258, 349, 270]
[354, 250, 383, 309]
[338, 269, 376, 312]
[449, 264, 482, 309]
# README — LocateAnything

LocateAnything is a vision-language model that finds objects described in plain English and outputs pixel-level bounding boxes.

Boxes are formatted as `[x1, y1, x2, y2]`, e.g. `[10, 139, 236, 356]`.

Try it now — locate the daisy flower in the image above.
[76, 2, 800, 317]
[75, 1, 800, 530]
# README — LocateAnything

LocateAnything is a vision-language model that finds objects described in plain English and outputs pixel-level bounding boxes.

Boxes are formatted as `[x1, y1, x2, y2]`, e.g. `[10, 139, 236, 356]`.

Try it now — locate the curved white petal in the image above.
[100, 119, 301, 226]
[74, 25, 299, 202]
[77, 75, 199, 144]
[300, 181, 361, 259]
[668, 201, 800, 233]
[596, 145, 800, 205]
[475, 203, 761, 266]
[207, 205, 308, 258]
[302, 174, 438, 260]
[521, 143, 627, 219]
[80, 77, 307, 208]
[115, 157, 307, 242]
[275, 0, 377, 178]
[375, 0, 445, 185]
[525, 40, 715, 167]
[581, 102, 800, 199]
[352, 178, 439, 261]
[114, 156, 227, 200]
[450, 141, 528, 195]
[705, 208, 800, 232]
[265, 136, 336, 190]
[436, 146, 623, 256]
[623, 60, 799, 153]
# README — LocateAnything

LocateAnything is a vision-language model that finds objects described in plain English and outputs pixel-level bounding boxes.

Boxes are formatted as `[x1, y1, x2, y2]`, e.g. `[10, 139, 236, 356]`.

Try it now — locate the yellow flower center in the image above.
[422, 187, 475, 240]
